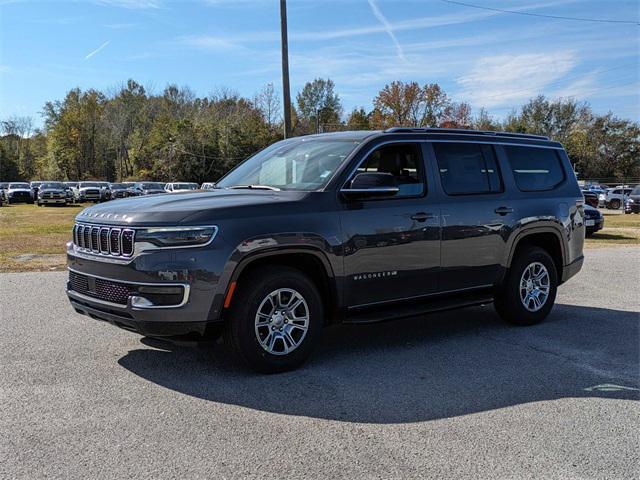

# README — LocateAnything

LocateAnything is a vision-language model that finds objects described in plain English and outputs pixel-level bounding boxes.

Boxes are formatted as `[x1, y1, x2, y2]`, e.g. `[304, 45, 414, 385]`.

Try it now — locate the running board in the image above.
[344, 291, 494, 324]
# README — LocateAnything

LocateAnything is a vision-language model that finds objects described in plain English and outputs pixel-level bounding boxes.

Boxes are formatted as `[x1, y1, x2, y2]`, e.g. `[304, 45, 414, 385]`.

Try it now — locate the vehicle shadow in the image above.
[118, 303, 639, 424]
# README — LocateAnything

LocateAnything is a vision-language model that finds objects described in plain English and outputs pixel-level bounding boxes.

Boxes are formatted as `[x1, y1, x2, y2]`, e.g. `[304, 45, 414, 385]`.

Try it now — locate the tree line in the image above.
[1, 78, 638, 182]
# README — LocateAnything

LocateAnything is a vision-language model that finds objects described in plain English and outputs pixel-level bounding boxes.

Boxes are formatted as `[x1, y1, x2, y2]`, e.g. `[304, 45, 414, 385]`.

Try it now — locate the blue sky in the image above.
[1, 0, 638, 128]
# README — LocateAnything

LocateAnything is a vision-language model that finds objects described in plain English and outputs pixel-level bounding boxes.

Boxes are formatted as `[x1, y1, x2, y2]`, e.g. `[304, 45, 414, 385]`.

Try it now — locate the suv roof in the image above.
[308, 128, 558, 146]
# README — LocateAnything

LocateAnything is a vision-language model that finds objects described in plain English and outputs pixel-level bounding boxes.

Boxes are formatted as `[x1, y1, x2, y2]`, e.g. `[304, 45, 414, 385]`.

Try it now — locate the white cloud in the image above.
[85, 40, 111, 60]
[95, 0, 160, 8]
[367, 0, 406, 62]
[177, 35, 241, 51]
[456, 52, 577, 107]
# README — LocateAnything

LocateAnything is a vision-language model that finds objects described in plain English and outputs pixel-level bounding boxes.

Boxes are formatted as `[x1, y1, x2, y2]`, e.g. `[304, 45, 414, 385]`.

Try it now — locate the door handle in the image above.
[411, 212, 435, 222]
[495, 206, 514, 215]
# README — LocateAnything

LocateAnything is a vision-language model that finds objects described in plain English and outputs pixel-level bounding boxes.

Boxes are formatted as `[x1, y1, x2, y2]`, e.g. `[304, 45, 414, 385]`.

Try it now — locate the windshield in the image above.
[174, 183, 197, 190]
[141, 183, 164, 189]
[40, 182, 64, 189]
[110, 183, 126, 189]
[9, 183, 30, 189]
[216, 138, 360, 191]
[79, 182, 100, 188]
[632, 186, 640, 195]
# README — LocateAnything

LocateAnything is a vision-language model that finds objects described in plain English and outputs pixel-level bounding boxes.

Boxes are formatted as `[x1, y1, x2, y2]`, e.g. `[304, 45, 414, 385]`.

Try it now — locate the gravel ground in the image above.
[1, 247, 638, 479]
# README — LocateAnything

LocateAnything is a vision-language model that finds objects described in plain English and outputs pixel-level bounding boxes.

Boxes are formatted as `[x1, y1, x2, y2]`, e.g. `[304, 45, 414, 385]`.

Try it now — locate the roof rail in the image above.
[383, 127, 549, 141]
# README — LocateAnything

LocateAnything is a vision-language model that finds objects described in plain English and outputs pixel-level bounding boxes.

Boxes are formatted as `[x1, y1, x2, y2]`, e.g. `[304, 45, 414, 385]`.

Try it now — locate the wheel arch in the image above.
[505, 226, 567, 283]
[223, 247, 340, 324]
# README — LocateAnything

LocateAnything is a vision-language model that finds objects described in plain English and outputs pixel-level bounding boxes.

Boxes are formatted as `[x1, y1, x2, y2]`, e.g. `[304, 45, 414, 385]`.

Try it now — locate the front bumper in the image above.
[625, 204, 640, 214]
[66, 240, 230, 337]
[585, 217, 604, 232]
[39, 198, 67, 204]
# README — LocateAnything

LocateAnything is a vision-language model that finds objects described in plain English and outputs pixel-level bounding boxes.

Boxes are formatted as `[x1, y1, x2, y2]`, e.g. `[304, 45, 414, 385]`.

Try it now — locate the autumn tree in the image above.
[295, 78, 342, 133]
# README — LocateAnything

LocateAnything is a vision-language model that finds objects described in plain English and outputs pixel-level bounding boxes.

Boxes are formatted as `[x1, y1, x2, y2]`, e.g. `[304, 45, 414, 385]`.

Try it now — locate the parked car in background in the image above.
[37, 181, 69, 206]
[581, 190, 599, 208]
[624, 185, 640, 214]
[605, 187, 632, 209]
[583, 205, 604, 236]
[66, 128, 585, 373]
[30, 181, 43, 202]
[6, 182, 34, 204]
[108, 183, 130, 199]
[77, 182, 103, 203]
[165, 182, 199, 193]
[128, 182, 167, 196]
[0, 182, 7, 203]
[201, 182, 216, 190]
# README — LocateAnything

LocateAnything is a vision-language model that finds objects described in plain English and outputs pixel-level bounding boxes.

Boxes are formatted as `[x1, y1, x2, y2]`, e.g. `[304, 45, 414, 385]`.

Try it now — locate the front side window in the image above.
[352, 143, 425, 197]
[504, 146, 564, 192]
[217, 138, 360, 191]
[433, 142, 502, 195]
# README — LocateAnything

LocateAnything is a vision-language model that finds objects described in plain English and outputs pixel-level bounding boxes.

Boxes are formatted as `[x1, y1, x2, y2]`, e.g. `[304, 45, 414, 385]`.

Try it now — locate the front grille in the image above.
[43, 192, 63, 199]
[73, 223, 134, 257]
[69, 271, 134, 306]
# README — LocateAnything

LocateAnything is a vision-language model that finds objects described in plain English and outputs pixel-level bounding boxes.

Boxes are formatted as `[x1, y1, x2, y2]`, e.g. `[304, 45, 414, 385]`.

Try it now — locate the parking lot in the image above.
[1, 246, 638, 479]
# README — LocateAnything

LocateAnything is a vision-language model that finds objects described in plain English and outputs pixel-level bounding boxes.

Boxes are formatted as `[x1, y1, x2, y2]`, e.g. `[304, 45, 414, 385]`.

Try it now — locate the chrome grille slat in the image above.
[90, 227, 100, 252]
[109, 228, 121, 255]
[72, 223, 133, 258]
[99, 228, 110, 254]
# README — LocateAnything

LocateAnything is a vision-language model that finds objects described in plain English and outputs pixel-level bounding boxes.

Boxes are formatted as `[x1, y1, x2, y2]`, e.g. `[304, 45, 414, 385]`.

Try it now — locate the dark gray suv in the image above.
[66, 128, 585, 372]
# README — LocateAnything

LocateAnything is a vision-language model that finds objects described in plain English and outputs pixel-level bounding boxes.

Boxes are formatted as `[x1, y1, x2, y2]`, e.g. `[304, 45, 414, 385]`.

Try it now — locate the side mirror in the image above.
[341, 172, 399, 199]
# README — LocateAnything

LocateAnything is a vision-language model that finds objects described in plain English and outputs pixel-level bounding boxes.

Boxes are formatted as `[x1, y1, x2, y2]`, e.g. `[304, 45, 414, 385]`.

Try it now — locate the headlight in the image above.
[135, 226, 217, 248]
[627, 198, 635, 204]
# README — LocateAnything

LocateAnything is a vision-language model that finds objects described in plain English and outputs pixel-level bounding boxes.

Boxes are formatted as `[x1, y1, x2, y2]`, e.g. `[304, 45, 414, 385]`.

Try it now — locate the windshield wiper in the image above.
[228, 184, 281, 191]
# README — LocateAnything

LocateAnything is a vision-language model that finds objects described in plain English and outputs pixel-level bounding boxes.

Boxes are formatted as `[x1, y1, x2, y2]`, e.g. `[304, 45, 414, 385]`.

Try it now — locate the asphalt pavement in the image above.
[1, 247, 638, 479]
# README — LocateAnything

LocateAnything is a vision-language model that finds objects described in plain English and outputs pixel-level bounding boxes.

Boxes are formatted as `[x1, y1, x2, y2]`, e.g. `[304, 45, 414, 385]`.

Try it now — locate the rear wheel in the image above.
[495, 246, 557, 326]
[223, 266, 323, 373]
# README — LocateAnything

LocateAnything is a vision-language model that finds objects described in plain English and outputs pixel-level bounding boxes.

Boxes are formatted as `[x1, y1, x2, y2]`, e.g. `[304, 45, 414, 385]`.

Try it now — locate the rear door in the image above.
[340, 141, 440, 307]
[428, 141, 512, 291]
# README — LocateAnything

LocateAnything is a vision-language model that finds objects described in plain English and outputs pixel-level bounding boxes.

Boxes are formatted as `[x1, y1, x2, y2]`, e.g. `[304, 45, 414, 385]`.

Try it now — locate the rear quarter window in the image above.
[503, 146, 565, 192]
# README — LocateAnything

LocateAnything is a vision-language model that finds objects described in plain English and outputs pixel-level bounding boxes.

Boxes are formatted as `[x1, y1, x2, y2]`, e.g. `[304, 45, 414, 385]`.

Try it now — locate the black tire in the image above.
[494, 246, 557, 326]
[223, 266, 323, 373]
[585, 230, 594, 237]
[609, 199, 621, 210]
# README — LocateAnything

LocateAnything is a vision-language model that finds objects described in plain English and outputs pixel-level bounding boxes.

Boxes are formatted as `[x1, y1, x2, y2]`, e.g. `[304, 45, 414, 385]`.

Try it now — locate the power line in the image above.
[439, 0, 640, 25]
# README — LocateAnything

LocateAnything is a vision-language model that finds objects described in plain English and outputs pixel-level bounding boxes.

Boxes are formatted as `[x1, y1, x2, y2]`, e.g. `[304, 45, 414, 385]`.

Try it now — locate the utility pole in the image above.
[280, 0, 292, 138]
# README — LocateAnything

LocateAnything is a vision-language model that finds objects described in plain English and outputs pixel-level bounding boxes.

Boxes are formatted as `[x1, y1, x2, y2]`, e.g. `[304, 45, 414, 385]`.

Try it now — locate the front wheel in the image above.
[495, 246, 558, 326]
[223, 266, 323, 373]
[609, 199, 621, 210]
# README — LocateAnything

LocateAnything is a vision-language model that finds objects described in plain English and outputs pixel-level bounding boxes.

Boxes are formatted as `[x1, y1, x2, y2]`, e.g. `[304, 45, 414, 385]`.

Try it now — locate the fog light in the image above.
[130, 296, 154, 307]
[132, 285, 185, 307]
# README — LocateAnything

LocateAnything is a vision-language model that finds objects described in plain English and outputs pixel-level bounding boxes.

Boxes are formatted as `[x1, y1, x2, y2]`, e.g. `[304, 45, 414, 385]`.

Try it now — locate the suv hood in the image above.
[8, 188, 30, 193]
[76, 189, 310, 225]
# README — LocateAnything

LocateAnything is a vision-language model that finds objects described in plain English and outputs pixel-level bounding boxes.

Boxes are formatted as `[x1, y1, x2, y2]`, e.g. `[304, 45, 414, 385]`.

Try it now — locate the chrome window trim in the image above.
[338, 138, 563, 194]
[67, 267, 191, 309]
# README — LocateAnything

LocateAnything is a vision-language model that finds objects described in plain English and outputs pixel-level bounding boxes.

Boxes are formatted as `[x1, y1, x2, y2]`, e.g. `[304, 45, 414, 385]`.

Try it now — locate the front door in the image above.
[340, 142, 440, 307]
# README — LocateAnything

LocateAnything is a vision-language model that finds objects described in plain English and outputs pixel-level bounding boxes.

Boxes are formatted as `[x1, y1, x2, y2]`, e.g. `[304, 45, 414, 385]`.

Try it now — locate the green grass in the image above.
[0, 203, 88, 272]
[0, 202, 638, 272]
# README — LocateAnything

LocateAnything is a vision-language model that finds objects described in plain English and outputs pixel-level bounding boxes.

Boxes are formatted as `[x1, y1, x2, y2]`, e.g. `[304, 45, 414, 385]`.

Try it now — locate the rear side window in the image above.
[433, 142, 502, 195]
[504, 146, 565, 192]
